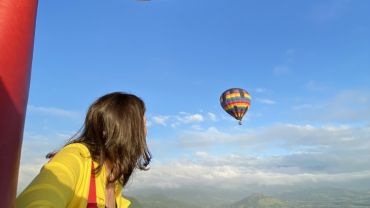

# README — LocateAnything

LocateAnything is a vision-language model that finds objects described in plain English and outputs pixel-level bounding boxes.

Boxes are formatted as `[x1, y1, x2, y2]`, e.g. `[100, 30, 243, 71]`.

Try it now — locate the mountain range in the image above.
[126, 187, 370, 208]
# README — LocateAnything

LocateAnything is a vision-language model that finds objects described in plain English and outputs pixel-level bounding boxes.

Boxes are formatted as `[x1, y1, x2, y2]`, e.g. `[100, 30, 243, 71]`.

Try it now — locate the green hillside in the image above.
[128, 193, 297, 208]
[126, 188, 370, 208]
[126, 196, 143, 208]
[128, 193, 202, 208]
[229, 193, 295, 208]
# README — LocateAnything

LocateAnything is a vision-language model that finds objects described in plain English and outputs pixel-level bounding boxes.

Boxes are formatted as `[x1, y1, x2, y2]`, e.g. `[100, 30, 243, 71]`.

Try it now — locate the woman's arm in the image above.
[16, 144, 84, 208]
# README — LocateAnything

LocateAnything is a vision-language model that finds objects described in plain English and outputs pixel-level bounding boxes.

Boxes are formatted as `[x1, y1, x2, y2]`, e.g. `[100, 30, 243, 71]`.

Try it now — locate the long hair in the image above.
[48, 92, 151, 186]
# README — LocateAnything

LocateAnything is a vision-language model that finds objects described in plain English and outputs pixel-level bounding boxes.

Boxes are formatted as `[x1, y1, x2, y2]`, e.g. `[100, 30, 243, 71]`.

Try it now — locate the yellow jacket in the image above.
[16, 143, 131, 208]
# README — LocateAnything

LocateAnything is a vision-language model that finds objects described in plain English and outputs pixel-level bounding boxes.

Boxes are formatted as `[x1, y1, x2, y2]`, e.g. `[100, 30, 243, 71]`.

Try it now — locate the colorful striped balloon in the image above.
[220, 88, 251, 125]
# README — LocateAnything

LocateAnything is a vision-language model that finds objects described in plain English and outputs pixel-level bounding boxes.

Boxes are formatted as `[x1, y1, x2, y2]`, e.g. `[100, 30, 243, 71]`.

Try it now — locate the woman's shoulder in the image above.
[63, 142, 89, 152]
[44, 142, 91, 172]
[62, 143, 90, 157]
[61, 142, 91, 158]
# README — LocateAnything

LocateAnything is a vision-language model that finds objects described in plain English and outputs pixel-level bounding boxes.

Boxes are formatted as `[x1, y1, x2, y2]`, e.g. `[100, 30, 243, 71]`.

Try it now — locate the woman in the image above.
[17, 92, 151, 208]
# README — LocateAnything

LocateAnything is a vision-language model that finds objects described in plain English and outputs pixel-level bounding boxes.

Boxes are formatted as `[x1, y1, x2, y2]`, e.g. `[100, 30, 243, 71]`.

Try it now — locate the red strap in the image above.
[87, 161, 97, 208]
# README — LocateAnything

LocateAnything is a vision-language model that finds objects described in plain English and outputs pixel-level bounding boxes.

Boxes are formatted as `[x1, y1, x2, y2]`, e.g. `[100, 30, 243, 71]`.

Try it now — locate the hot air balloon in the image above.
[220, 88, 251, 125]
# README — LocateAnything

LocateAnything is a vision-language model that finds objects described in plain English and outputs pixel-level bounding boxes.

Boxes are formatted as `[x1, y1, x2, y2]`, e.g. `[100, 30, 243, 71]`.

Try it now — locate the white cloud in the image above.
[178, 114, 204, 123]
[27, 105, 80, 119]
[173, 123, 370, 180]
[153, 115, 170, 126]
[191, 125, 202, 130]
[176, 123, 370, 152]
[257, 98, 276, 105]
[171, 122, 180, 128]
[129, 122, 370, 191]
[18, 123, 370, 194]
[128, 157, 370, 191]
[150, 112, 214, 128]
[255, 88, 268, 93]
[178, 126, 242, 148]
[207, 113, 217, 121]
[293, 104, 315, 110]
[293, 90, 370, 122]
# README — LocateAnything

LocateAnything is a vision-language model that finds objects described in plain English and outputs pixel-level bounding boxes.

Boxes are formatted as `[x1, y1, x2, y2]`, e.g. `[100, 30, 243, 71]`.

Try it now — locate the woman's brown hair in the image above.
[48, 92, 151, 186]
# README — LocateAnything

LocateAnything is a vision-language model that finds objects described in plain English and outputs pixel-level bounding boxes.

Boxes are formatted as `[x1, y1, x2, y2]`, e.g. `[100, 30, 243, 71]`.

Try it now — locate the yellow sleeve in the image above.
[117, 196, 131, 208]
[115, 183, 131, 208]
[16, 144, 85, 208]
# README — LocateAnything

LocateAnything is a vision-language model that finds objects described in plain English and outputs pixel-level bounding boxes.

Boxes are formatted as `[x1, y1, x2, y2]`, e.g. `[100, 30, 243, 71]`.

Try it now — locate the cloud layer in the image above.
[128, 123, 370, 191]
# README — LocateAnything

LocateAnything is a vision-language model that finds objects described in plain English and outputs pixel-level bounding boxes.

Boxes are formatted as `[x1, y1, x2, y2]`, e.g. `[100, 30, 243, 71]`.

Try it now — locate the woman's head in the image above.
[74, 92, 151, 186]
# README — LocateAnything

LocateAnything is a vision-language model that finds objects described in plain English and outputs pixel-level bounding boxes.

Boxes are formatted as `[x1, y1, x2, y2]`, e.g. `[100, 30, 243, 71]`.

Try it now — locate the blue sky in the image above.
[19, 0, 370, 193]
